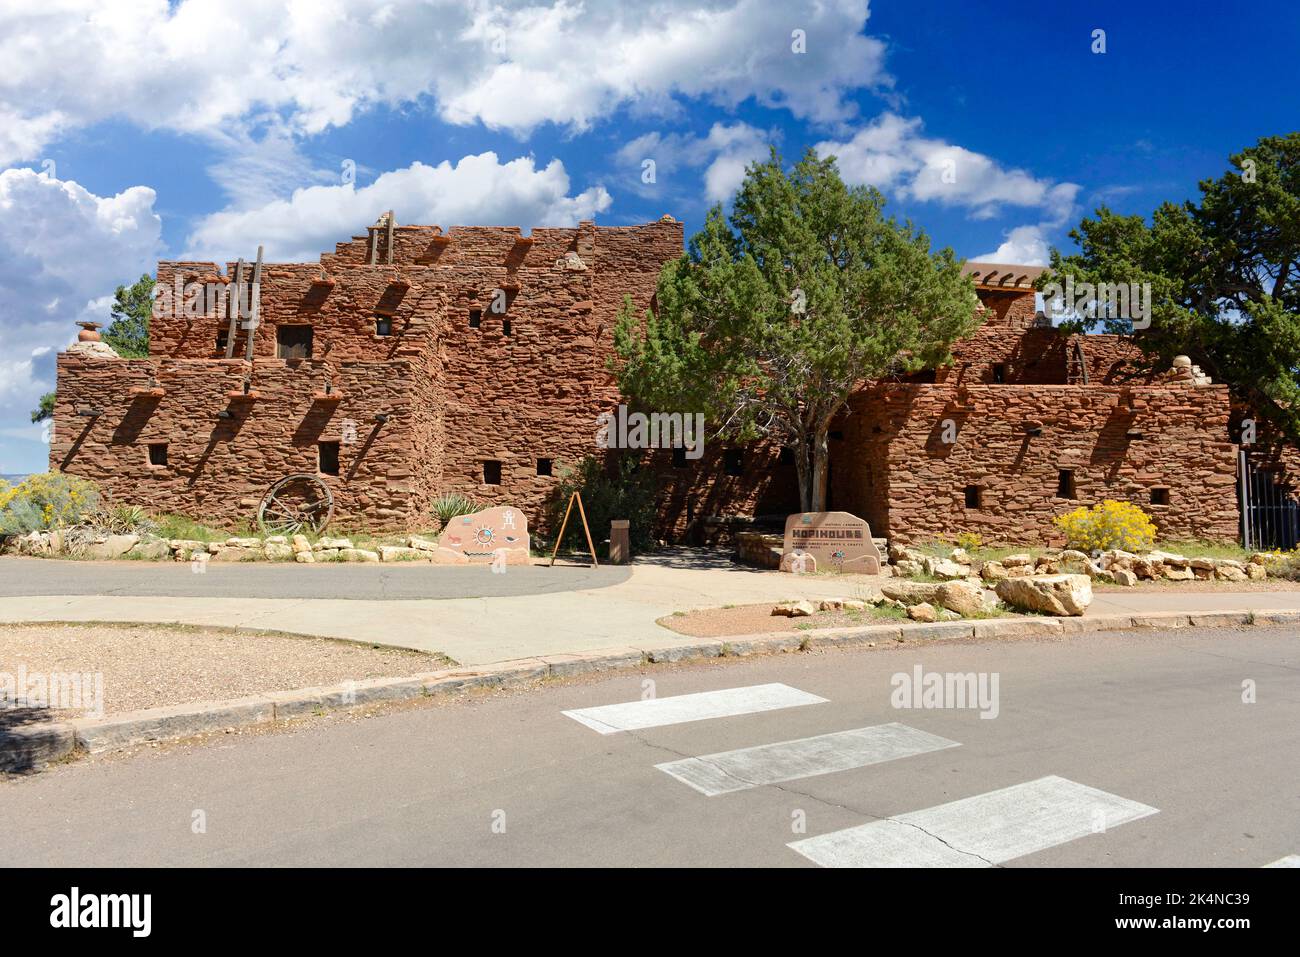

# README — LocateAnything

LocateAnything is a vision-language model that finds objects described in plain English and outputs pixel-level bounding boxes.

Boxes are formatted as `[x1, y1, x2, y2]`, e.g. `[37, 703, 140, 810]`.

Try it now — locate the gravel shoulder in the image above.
[0, 622, 450, 718]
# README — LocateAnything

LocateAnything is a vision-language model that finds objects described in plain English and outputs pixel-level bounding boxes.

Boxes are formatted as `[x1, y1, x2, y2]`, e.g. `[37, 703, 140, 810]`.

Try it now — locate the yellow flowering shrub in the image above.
[1053, 499, 1157, 552]
[0, 471, 100, 534]
[956, 531, 983, 551]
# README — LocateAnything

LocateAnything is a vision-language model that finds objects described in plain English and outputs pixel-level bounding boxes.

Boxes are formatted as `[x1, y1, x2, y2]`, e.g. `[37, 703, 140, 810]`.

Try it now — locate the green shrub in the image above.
[0, 471, 100, 534]
[431, 493, 479, 531]
[547, 454, 658, 558]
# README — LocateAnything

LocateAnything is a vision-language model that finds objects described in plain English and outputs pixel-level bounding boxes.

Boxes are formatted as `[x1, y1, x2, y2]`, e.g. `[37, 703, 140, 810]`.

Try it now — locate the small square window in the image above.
[483, 460, 502, 485]
[1150, 487, 1170, 506]
[215, 328, 228, 354]
[672, 447, 688, 469]
[469, 309, 482, 328]
[375, 316, 392, 337]
[1057, 469, 1076, 499]
[503, 319, 512, 336]
[724, 449, 744, 476]
[147, 442, 168, 467]
[964, 485, 981, 509]
[536, 458, 553, 477]
[992, 363, 1007, 384]
[318, 441, 340, 476]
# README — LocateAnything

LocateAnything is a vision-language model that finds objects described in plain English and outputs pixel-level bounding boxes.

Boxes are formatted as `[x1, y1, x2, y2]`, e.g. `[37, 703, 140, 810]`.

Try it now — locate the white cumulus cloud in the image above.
[0, 0, 890, 165]
[185, 152, 612, 263]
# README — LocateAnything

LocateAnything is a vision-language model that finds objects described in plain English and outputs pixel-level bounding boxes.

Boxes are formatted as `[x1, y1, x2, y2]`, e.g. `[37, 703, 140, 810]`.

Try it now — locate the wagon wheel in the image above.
[258, 474, 334, 536]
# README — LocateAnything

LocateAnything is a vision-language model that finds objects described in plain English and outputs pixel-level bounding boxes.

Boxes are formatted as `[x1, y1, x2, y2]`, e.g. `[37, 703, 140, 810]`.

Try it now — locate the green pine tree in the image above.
[613, 147, 981, 511]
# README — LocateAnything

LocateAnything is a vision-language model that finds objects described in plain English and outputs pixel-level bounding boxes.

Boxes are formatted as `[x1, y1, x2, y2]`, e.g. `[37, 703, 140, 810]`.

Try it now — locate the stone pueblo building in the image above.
[51, 215, 1252, 546]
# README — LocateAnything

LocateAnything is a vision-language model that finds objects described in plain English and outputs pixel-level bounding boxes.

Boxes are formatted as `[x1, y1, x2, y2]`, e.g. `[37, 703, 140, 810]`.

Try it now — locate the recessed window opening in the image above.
[469, 309, 482, 328]
[375, 315, 392, 336]
[1150, 487, 1170, 506]
[724, 449, 744, 476]
[964, 485, 981, 509]
[536, 458, 553, 476]
[992, 363, 1007, 384]
[147, 443, 168, 467]
[1057, 469, 1076, 499]
[672, 447, 688, 469]
[318, 441, 340, 476]
[483, 460, 502, 484]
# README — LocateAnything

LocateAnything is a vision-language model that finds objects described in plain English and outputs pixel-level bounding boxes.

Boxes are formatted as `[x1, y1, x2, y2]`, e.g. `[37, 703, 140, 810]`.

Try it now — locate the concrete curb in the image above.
[6, 606, 1298, 771]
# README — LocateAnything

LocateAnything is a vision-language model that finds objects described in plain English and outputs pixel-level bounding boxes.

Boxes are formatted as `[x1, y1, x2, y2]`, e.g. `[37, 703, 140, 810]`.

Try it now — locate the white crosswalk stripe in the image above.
[789, 775, 1158, 867]
[656, 723, 960, 796]
[562, 683, 827, 734]
[1264, 855, 1300, 867]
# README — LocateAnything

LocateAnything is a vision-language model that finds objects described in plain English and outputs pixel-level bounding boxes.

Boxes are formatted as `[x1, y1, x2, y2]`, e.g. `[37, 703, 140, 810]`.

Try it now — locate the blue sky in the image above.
[1, 0, 1297, 473]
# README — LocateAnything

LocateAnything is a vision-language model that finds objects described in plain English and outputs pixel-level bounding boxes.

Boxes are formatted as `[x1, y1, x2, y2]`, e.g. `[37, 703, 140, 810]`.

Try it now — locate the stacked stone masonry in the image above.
[53, 225, 1251, 543]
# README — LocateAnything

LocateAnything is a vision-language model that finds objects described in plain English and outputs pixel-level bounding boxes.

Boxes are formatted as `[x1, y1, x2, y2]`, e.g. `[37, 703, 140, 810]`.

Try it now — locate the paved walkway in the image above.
[1, 552, 1297, 666]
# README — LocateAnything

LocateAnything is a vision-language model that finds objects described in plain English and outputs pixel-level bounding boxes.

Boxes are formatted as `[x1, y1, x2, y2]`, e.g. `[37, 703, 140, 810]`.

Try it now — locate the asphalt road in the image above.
[0, 556, 630, 600]
[3, 624, 1297, 867]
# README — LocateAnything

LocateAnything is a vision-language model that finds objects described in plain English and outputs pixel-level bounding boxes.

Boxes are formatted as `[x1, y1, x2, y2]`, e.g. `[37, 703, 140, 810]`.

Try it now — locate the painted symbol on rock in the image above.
[434, 506, 531, 566]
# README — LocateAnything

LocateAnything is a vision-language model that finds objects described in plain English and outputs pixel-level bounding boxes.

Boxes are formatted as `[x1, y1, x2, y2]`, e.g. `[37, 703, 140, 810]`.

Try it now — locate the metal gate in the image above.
[1239, 450, 1300, 551]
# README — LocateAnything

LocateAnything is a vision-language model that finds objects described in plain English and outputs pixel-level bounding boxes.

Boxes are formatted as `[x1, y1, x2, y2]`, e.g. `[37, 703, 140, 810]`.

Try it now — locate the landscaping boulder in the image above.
[841, 599, 867, 612]
[317, 537, 354, 550]
[1214, 563, 1248, 582]
[225, 537, 261, 548]
[906, 602, 937, 623]
[408, 535, 438, 552]
[85, 534, 139, 560]
[922, 556, 970, 580]
[127, 538, 171, 560]
[1112, 568, 1138, 587]
[263, 543, 294, 561]
[950, 548, 971, 565]
[994, 574, 1093, 616]
[211, 547, 257, 562]
[339, 548, 380, 563]
[934, 581, 986, 617]
[1163, 565, 1195, 581]
[1246, 563, 1267, 580]
[980, 561, 1009, 581]
[892, 559, 923, 578]
[1002, 553, 1033, 567]
[378, 545, 426, 562]
[772, 599, 816, 617]
[291, 534, 312, 554]
[295, 551, 316, 563]
[882, 580, 942, 605]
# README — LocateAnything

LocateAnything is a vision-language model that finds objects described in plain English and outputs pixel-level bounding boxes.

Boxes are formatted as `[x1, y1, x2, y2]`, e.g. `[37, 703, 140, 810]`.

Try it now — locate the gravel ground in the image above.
[0, 623, 450, 718]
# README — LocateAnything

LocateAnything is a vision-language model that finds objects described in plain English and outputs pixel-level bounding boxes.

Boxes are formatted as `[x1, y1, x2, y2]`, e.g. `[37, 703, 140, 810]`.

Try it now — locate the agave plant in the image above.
[431, 493, 478, 531]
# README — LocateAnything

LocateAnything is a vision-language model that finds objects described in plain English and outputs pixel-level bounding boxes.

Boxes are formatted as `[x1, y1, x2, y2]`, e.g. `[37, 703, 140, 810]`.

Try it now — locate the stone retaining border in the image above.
[4, 608, 1297, 773]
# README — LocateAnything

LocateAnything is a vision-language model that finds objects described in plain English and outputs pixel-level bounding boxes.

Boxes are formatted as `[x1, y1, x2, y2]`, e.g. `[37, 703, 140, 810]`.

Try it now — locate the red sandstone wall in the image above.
[833, 382, 1240, 544]
[52, 355, 436, 531]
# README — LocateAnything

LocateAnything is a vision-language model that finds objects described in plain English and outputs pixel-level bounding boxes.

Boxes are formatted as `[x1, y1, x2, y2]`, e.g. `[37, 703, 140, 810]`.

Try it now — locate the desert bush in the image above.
[0, 472, 100, 534]
[956, 531, 983, 552]
[1053, 499, 1157, 552]
[546, 454, 658, 558]
[90, 503, 157, 536]
[431, 492, 479, 531]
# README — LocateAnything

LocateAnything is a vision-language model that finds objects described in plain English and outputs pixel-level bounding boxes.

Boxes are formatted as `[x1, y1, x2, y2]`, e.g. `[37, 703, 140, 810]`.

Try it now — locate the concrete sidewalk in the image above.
[1, 556, 1298, 666]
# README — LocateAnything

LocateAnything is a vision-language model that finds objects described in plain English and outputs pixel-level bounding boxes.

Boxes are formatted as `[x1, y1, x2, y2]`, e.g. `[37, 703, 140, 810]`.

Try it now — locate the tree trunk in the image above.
[793, 430, 812, 512]
[810, 427, 829, 512]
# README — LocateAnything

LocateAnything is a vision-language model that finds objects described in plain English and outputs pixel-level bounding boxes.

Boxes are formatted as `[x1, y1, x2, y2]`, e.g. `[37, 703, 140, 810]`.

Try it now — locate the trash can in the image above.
[609, 520, 631, 564]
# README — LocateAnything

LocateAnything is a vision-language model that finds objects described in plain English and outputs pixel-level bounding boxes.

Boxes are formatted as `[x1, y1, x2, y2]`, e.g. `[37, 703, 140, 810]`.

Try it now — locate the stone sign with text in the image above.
[781, 511, 881, 575]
